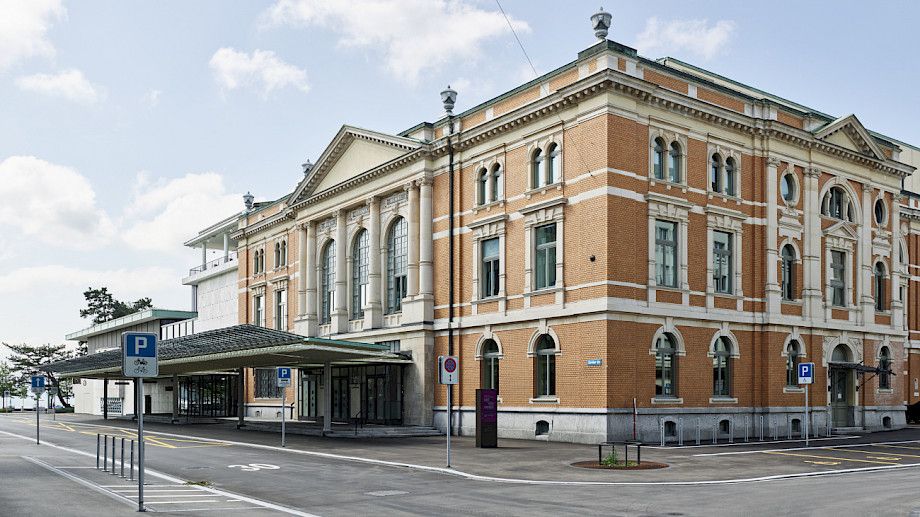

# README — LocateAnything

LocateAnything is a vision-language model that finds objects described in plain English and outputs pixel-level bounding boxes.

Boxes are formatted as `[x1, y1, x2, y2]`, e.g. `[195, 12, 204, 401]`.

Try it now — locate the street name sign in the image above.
[277, 367, 292, 388]
[798, 362, 815, 385]
[439, 356, 459, 385]
[122, 332, 158, 378]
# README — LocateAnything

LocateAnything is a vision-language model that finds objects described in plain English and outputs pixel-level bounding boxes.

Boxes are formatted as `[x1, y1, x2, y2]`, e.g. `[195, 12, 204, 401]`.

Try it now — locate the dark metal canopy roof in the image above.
[43, 324, 406, 379]
[828, 361, 894, 375]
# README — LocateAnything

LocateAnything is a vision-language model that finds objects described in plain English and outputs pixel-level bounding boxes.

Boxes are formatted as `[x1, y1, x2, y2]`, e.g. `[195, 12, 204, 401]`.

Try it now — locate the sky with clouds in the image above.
[0, 0, 918, 357]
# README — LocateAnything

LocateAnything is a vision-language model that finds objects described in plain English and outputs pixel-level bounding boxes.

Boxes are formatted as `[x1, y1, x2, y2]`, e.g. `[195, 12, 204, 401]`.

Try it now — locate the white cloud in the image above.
[208, 47, 310, 97]
[121, 171, 241, 253]
[15, 69, 101, 103]
[0, 156, 115, 249]
[635, 17, 735, 60]
[260, 0, 529, 83]
[0, 0, 64, 71]
[143, 89, 162, 108]
[0, 265, 178, 296]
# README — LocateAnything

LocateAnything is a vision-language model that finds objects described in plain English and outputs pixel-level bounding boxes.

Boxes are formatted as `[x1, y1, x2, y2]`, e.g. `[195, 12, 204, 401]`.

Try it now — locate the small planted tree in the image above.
[3, 343, 74, 408]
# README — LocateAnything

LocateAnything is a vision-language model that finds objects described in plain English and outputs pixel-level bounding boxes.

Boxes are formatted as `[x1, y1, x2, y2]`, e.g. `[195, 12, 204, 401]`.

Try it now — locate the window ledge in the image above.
[876, 388, 894, 394]
[651, 397, 683, 405]
[526, 286, 563, 297]
[708, 192, 742, 203]
[250, 280, 267, 289]
[472, 295, 505, 306]
[783, 386, 805, 394]
[649, 178, 687, 192]
[529, 397, 559, 404]
[472, 199, 505, 214]
[827, 304, 855, 312]
[876, 310, 891, 315]
[712, 292, 742, 300]
[709, 397, 738, 404]
[524, 181, 564, 198]
[781, 299, 804, 306]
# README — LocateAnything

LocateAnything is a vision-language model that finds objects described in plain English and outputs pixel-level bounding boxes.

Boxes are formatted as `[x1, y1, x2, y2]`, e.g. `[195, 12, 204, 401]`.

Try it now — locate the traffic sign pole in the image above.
[276, 367, 291, 448]
[281, 388, 286, 448]
[805, 382, 809, 447]
[797, 362, 814, 448]
[137, 379, 145, 512]
[438, 356, 459, 468]
[35, 392, 40, 444]
[446, 383, 451, 467]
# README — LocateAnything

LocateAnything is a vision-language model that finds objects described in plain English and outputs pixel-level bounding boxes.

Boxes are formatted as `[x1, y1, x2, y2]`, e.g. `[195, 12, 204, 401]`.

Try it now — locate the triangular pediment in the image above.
[813, 114, 886, 161]
[288, 126, 421, 205]
[823, 219, 859, 240]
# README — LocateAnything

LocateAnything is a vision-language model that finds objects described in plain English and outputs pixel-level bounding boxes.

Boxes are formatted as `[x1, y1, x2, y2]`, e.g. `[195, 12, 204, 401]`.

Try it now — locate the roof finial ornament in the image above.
[243, 191, 254, 211]
[591, 7, 612, 40]
[301, 159, 314, 175]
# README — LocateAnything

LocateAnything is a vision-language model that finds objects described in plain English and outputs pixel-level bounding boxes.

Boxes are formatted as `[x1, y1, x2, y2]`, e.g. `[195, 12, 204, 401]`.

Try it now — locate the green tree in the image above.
[2, 343, 74, 408]
[79, 286, 153, 324]
[0, 360, 25, 400]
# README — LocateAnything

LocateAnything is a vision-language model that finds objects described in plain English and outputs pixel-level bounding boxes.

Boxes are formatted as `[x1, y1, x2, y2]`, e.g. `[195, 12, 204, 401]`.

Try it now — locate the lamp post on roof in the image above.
[591, 7, 612, 40]
[301, 159, 314, 176]
[441, 85, 457, 119]
[243, 191, 254, 212]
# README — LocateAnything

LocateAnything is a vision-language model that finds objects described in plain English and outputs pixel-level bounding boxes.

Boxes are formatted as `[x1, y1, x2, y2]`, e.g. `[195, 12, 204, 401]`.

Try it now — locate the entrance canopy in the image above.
[43, 325, 408, 379]
[828, 362, 894, 376]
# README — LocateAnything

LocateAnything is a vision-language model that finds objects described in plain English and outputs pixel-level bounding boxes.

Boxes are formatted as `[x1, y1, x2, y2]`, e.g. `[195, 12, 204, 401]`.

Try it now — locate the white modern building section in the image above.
[182, 213, 240, 333]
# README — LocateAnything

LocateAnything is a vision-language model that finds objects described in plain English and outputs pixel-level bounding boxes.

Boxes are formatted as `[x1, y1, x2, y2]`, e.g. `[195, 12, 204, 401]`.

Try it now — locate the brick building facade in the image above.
[226, 19, 920, 442]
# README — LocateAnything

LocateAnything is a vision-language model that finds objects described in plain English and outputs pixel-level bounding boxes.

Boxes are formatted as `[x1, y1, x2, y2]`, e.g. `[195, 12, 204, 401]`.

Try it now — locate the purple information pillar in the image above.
[476, 388, 498, 448]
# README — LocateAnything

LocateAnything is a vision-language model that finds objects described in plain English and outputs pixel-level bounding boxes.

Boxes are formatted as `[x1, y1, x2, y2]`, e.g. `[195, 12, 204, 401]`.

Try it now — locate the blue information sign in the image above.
[277, 367, 292, 388]
[30, 375, 45, 393]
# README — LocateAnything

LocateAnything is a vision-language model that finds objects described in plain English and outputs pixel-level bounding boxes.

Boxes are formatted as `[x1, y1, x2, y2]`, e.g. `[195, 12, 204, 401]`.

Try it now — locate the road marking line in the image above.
[152, 507, 264, 512]
[20, 456, 137, 509]
[646, 435, 859, 450]
[763, 451, 898, 465]
[0, 429, 319, 516]
[832, 447, 920, 460]
[878, 444, 920, 451]
[6, 423, 920, 487]
[146, 500, 221, 504]
[804, 460, 840, 466]
[693, 439, 920, 457]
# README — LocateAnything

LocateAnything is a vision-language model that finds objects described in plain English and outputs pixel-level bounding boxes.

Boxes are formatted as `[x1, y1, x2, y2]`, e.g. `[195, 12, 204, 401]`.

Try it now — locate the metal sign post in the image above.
[798, 362, 815, 447]
[123, 331, 157, 513]
[48, 387, 58, 421]
[31, 375, 45, 444]
[438, 356, 459, 467]
[277, 368, 291, 448]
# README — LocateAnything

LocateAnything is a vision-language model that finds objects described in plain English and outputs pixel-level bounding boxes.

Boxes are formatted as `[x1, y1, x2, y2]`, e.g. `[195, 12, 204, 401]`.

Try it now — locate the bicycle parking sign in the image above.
[122, 331, 158, 378]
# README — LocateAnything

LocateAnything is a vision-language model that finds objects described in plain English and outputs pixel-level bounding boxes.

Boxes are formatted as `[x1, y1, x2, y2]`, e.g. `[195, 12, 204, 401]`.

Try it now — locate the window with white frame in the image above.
[490, 163, 502, 203]
[531, 148, 544, 188]
[713, 231, 733, 294]
[386, 217, 408, 313]
[668, 142, 682, 183]
[822, 186, 855, 222]
[785, 340, 801, 387]
[534, 223, 557, 290]
[321, 241, 335, 324]
[254, 368, 283, 398]
[712, 337, 732, 397]
[781, 244, 796, 301]
[530, 143, 561, 189]
[280, 240, 287, 266]
[253, 295, 264, 327]
[879, 346, 891, 389]
[546, 143, 561, 185]
[874, 261, 886, 311]
[724, 157, 737, 196]
[652, 137, 665, 180]
[477, 167, 488, 206]
[655, 333, 678, 397]
[534, 335, 556, 397]
[274, 242, 281, 268]
[655, 220, 678, 288]
[274, 289, 287, 330]
[481, 237, 500, 298]
[481, 340, 500, 393]
[352, 230, 368, 320]
[710, 154, 722, 193]
[830, 250, 846, 307]
[874, 198, 887, 226]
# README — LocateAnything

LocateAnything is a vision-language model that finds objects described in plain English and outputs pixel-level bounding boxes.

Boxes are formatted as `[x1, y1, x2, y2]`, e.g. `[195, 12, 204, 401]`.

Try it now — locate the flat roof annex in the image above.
[66, 309, 199, 341]
[46, 324, 405, 378]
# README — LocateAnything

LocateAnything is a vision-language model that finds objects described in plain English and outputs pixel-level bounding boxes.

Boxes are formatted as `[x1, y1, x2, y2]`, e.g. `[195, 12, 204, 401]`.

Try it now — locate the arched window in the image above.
[351, 230, 368, 320]
[547, 143, 561, 185]
[713, 337, 732, 397]
[710, 154, 723, 193]
[652, 138, 665, 180]
[481, 340, 500, 393]
[259, 249, 265, 273]
[477, 167, 488, 205]
[280, 240, 287, 266]
[655, 333, 678, 397]
[253, 250, 260, 273]
[879, 346, 891, 389]
[534, 335, 556, 397]
[786, 340, 801, 387]
[531, 148, 544, 188]
[274, 242, 281, 267]
[825, 186, 849, 220]
[668, 141, 681, 183]
[386, 217, 408, 313]
[724, 157, 737, 196]
[781, 244, 796, 301]
[321, 241, 335, 324]
[875, 262, 886, 311]
[490, 163, 502, 203]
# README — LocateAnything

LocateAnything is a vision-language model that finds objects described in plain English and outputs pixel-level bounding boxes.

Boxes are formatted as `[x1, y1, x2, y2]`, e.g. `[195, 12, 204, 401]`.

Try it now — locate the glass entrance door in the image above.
[332, 375, 349, 421]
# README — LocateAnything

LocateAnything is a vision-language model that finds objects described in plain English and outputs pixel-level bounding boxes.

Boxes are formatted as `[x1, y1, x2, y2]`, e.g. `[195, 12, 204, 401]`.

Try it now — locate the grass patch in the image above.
[185, 480, 212, 487]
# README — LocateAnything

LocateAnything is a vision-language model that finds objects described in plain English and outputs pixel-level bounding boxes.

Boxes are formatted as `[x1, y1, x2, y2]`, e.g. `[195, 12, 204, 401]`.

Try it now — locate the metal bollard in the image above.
[103, 434, 108, 472]
[744, 416, 749, 442]
[96, 434, 100, 469]
[659, 421, 665, 447]
[729, 419, 734, 444]
[677, 417, 684, 446]
[759, 416, 764, 442]
[712, 424, 718, 445]
[129, 440, 135, 481]
[111, 435, 117, 475]
[787, 420, 792, 440]
[120, 438, 125, 478]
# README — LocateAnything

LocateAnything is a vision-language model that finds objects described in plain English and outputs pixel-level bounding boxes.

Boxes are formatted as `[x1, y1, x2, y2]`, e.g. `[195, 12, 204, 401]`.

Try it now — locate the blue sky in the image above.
[0, 0, 918, 354]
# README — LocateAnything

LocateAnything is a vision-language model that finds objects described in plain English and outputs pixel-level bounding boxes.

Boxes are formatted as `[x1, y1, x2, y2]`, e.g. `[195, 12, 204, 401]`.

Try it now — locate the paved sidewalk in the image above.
[17, 413, 920, 484]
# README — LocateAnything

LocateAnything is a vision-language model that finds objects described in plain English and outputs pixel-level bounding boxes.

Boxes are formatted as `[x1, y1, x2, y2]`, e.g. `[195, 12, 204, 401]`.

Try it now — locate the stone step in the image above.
[831, 426, 864, 434]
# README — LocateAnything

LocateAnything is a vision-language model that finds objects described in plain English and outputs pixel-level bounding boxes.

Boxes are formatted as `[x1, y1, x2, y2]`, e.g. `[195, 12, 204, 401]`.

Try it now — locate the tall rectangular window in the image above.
[713, 231, 733, 294]
[534, 224, 556, 290]
[655, 220, 677, 288]
[254, 295, 264, 327]
[352, 230, 368, 319]
[831, 250, 846, 306]
[254, 368, 283, 398]
[481, 237, 500, 298]
[274, 289, 287, 330]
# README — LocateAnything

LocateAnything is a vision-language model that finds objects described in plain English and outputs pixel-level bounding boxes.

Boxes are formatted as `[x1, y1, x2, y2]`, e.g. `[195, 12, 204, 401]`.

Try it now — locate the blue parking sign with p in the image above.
[277, 367, 292, 388]
[798, 362, 814, 385]
[123, 331, 158, 378]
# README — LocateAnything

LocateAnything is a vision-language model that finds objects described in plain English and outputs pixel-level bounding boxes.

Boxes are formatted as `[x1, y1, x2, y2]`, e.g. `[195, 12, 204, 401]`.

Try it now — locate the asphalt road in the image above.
[1, 414, 919, 516]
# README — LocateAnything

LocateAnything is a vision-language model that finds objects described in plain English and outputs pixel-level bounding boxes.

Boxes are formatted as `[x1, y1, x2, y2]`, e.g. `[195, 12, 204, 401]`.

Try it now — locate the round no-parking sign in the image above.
[439, 355, 459, 385]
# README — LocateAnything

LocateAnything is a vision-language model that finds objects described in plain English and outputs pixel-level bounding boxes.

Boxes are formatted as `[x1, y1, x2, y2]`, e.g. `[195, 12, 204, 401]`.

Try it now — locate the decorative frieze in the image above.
[383, 191, 408, 208]
[318, 217, 336, 232]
